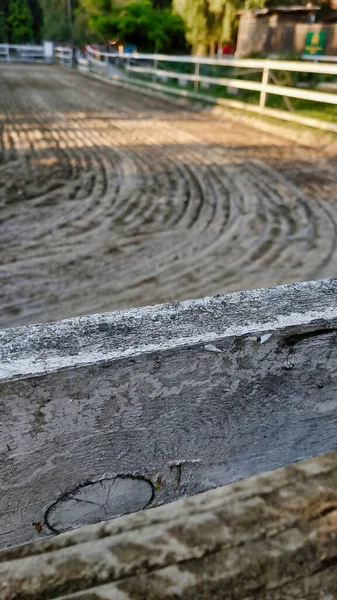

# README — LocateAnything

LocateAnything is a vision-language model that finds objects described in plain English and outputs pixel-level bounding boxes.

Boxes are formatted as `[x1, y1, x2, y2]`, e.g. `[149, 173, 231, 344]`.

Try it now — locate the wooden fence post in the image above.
[153, 57, 158, 83]
[194, 61, 200, 93]
[260, 66, 269, 109]
[126, 55, 131, 78]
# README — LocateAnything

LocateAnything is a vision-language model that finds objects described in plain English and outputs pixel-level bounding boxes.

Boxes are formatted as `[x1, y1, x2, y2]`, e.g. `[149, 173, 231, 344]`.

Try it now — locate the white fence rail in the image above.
[55, 45, 73, 67]
[0, 43, 53, 63]
[78, 56, 89, 71]
[302, 54, 337, 63]
[86, 46, 337, 132]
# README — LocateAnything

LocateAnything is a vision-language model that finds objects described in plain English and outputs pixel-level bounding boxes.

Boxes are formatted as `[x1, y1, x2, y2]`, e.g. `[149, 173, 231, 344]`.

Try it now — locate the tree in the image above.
[173, 0, 263, 54]
[0, 9, 8, 41]
[39, 0, 73, 41]
[8, 0, 34, 43]
[173, 0, 207, 54]
[75, 0, 186, 53]
[152, 0, 172, 6]
[27, 0, 43, 41]
[0, 0, 42, 42]
[115, 0, 186, 52]
[72, 6, 94, 44]
[73, 0, 116, 42]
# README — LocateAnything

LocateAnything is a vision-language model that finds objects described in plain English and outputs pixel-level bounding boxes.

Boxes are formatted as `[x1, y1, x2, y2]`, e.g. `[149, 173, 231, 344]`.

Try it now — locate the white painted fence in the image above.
[86, 46, 337, 132]
[55, 45, 73, 67]
[77, 56, 89, 71]
[0, 42, 53, 63]
[1, 279, 337, 551]
[302, 54, 337, 63]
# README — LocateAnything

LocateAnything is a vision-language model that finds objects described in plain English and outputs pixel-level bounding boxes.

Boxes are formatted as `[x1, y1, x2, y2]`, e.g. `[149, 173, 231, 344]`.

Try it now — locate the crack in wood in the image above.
[284, 328, 337, 348]
[45, 475, 155, 534]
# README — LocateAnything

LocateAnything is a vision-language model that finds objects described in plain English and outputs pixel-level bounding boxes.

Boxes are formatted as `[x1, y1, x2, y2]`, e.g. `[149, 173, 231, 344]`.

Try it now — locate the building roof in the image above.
[237, 6, 320, 16]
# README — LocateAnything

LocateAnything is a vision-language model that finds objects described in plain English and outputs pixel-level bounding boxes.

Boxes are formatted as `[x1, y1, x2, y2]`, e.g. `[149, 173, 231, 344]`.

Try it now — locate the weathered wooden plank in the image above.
[1, 278, 337, 551]
[1, 452, 337, 600]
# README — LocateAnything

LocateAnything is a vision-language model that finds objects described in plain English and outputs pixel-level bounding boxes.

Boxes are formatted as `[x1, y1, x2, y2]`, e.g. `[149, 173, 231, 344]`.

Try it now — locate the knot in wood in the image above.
[45, 475, 154, 534]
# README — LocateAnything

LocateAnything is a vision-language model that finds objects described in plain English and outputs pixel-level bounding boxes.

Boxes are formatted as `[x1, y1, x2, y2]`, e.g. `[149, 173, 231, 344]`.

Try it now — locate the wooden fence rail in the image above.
[86, 49, 337, 74]
[55, 46, 73, 67]
[84, 47, 337, 132]
[1, 279, 337, 551]
[0, 43, 54, 63]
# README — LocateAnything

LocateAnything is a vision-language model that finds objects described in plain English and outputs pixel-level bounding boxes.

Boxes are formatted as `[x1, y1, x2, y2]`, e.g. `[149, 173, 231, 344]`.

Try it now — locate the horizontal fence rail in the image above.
[0, 43, 54, 63]
[302, 54, 337, 63]
[126, 65, 337, 106]
[85, 46, 337, 132]
[86, 48, 337, 74]
[55, 46, 73, 67]
[1, 279, 337, 550]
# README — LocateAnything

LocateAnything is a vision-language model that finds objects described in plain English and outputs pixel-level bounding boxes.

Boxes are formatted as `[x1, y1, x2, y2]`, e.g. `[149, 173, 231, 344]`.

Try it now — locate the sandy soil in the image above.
[1, 65, 337, 328]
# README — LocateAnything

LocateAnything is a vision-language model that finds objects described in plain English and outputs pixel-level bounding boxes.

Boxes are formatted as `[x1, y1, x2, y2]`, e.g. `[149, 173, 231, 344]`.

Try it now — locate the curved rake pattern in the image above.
[1, 65, 337, 327]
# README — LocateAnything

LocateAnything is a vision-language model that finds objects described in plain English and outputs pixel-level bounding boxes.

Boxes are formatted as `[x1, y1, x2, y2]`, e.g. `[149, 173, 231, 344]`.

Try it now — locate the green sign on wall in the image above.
[303, 31, 327, 56]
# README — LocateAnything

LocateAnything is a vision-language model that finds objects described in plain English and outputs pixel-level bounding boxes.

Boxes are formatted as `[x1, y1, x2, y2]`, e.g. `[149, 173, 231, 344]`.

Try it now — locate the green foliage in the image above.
[152, 0, 172, 6]
[75, 0, 186, 53]
[27, 0, 43, 41]
[173, 0, 264, 54]
[0, 9, 8, 41]
[39, 0, 72, 41]
[116, 0, 186, 52]
[8, 0, 34, 43]
[72, 6, 94, 44]
[0, 0, 42, 42]
[173, 0, 207, 54]
[73, 0, 116, 42]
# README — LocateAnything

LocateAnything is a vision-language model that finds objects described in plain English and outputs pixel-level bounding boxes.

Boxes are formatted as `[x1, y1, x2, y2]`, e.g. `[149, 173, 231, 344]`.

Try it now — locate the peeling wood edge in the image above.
[1, 278, 337, 382]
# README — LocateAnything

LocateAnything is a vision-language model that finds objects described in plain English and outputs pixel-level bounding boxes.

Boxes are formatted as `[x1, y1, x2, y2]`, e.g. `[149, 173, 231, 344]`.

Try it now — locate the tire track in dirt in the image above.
[1, 65, 337, 327]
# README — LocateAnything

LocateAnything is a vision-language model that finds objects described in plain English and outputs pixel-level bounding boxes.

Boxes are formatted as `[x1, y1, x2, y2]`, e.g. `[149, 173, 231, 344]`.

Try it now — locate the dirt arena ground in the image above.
[1, 64, 337, 329]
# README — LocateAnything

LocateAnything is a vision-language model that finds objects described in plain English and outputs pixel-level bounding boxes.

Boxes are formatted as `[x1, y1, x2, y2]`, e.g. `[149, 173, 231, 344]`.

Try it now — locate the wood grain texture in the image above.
[1, 278, 337, 550]
[2, 451, 337, 600]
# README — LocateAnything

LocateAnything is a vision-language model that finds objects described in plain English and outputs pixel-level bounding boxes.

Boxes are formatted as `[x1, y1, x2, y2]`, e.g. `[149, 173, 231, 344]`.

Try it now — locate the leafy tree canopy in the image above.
[74, 0, 187, 53]
[173, 0, 264, 54]
[38, 0, 79, 42]
[8, 0, 34, 43]
[0, 9, 8, 41]
[0, 0, 42, 42]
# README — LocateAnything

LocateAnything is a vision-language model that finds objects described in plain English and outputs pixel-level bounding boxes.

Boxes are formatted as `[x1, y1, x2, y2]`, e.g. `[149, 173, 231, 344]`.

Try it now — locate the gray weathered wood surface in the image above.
[1, 278, 337, 550]
[2, 451, 337, 599]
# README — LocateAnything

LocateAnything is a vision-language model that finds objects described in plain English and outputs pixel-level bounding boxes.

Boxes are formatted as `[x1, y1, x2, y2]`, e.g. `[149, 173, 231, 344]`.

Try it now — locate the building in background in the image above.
[236, 5, 337, 56]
